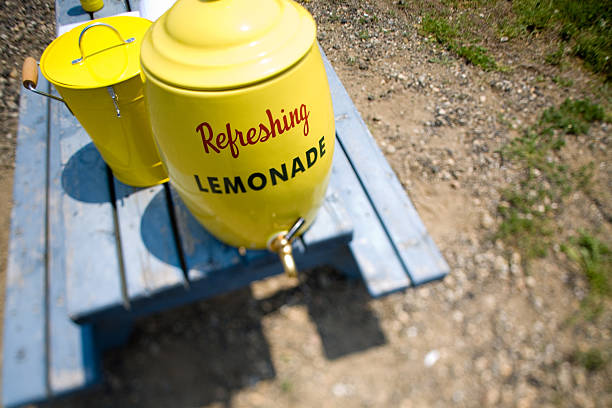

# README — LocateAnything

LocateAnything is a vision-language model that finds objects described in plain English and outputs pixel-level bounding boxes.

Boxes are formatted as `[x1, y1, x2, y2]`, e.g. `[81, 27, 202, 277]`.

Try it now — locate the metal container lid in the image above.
[140, 0, 316, 91]
[40, 16, 151, 89]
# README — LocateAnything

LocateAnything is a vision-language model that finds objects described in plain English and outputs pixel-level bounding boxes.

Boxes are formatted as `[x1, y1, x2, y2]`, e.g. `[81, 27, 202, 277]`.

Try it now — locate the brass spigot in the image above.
[268, 217, 305, 278]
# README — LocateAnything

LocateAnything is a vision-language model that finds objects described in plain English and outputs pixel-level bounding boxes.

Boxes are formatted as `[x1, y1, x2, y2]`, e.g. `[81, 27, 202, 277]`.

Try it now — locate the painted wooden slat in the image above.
[328, 142, 411, 296]
[95, 0, 187, 306]
[46, 3, 109, 394]
[170, 185, 353, 294]
[53, 2, 126, 323]
[69, 183, 353, 324]
[169, 187, 246, 280]
[321, 51, 449, 285]
[171, 185, 354, 280]
[113, 181, 186, 301]
[49, 61, 123, 326]
[300, 186, 353, 245]
[2, 76, 50, 408]
[55, 0, 90, 27]
[128, 0, 142, 13]
[45, 72, 107, 397]
[47, 199, 99, 396]
[92, 0, 129, 18]
[54, 1, 184, 323]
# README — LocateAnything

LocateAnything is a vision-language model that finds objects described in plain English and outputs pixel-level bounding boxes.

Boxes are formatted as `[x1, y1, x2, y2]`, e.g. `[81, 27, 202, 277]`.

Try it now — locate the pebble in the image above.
[405, 326, 418, 337]
[481, 212, 495, 229]
[424, 350, 440, 367]
[452, 310, 464, 323]
[332, 382, 354, 397]
[475, 356, 488, 371]
[486, 388, 500, 405]
[484, 294, 496, 309]
[386, 144, 397, 154]
[494, 255, 509, 274]
[498, 353, 513, 378]
[574, 391, 595, 408]
[558, 362, 573, 390]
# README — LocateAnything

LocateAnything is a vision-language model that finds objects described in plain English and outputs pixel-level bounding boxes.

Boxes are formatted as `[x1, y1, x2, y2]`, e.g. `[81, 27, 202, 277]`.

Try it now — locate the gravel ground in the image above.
[1, 1, 610, 407]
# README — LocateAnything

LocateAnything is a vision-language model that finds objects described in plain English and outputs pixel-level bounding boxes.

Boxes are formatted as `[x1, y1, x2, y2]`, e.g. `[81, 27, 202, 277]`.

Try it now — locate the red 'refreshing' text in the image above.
[195, 104, 310, 159]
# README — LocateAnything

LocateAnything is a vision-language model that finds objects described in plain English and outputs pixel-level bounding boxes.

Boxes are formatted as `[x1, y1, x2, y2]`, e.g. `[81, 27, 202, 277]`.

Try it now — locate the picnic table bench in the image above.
[2, 0, 449, 406]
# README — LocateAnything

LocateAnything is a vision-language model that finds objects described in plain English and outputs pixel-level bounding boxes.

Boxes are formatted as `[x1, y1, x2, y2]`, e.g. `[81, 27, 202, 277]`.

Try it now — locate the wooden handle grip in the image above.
[22, 57, 38, 89]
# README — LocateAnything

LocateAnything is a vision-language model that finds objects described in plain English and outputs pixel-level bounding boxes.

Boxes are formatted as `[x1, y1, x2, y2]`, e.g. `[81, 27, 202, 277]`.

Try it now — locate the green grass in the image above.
[422, 15, 457, 45]
[405, 0, 611, 79]
[562, 231, 612, 319]
[571, 348, 608, 372]
[512, 0, 556, 32]
[497, 98, 606, 260]
[455, 45, 498, 71]
[539, 98, 605, 135]
[552, 75, 574, 87]
[512, 0, 612, 79]
[421, 15, 499, 71]
[563, 232, 612, 298]
[280, 379, 293, 393]
[545, 44, 565, 66]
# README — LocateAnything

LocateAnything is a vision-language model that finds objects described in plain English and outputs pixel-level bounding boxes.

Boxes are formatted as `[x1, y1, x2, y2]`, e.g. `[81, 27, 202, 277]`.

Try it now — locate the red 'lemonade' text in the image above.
[196, 104, 310, 159]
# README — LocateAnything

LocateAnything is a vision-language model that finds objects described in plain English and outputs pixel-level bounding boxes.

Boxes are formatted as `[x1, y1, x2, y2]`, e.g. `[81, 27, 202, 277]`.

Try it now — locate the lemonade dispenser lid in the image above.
[139, 0, 317, 91]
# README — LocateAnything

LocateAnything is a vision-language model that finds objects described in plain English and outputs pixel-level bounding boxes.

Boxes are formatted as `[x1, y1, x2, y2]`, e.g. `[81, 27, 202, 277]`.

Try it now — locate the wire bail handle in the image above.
[72, 22, 135, 65]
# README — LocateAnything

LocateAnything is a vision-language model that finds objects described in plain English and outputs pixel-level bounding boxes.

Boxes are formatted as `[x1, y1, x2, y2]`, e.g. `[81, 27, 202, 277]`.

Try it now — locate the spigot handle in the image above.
[269, 217, 305, 278]
[272, 237, 297, 278]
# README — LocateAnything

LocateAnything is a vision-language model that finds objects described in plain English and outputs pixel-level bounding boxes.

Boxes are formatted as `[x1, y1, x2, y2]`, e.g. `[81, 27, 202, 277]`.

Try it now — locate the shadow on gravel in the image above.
[43, 268, 386, 408]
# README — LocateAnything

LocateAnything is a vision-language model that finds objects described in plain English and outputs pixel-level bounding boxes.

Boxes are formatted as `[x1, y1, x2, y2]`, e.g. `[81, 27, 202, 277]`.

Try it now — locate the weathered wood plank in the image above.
[67, 182, 354, 323]
[328, 141, 411, 296]
[170, 184, 354, 296]
[300, 186, 352, 246]
[47, 217, 99, 396]
[95, 0, 187, 309]
[92, 0, 129, 18]
[113, 181, 186, 301]
[55, 0, 90, 27]
[170, 182, 354, 277]
[56, 1, 185, 323]
[46, 5, 113, 394]
[49, 15, 124, 325]
[48, 66, 106, 402]
[2, 74, 50, 408]
[322, 51, 449, 285]
[169, 187, 248, 281]
[128, 0, 142, 13]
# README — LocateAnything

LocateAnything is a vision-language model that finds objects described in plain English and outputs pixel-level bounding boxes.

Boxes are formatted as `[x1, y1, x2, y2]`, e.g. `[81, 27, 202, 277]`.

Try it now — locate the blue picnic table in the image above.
[2, 0, 449, 406]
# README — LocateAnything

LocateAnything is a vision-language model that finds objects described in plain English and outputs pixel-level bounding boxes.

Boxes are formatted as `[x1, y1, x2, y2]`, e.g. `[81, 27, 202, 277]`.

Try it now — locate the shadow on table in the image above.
[62, 143, 142, 203]
[44, 269, 386, 408]
[67, 5, 89, 17]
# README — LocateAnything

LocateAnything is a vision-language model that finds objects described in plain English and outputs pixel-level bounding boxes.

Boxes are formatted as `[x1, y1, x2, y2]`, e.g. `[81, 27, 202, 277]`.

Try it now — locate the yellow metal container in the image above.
[36, 16, 167, 187]
[80, 0, 104, 13]
[141, 0, 335, 250]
